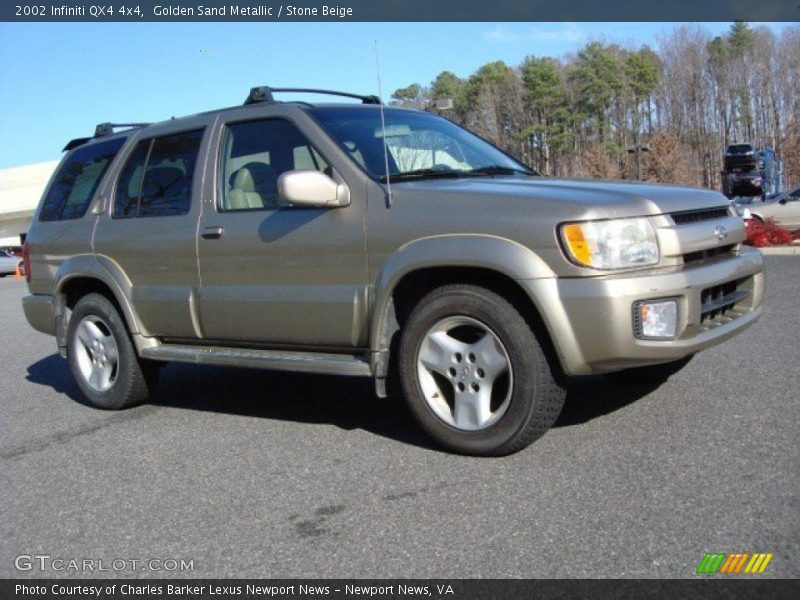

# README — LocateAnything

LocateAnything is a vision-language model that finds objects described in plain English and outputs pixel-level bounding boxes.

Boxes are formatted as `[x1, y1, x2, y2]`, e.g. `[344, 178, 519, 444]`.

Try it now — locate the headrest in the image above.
[233, 162, 276, 193]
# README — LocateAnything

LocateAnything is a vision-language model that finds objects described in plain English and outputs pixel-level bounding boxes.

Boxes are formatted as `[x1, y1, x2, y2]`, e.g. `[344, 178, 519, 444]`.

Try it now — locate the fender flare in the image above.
[54, 254, 144, 337]
[369, 234, 556, 377]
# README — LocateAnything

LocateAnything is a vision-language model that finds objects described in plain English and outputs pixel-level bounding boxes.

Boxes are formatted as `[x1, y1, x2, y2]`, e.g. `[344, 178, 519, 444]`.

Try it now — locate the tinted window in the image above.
[39, 138, 125, 221]
[114, 140, 149, 218]
[113, 129, 203, 218]
[140, 130, 203, 217]
[219, 119, 330, 211]
[727, 144, 754, 155]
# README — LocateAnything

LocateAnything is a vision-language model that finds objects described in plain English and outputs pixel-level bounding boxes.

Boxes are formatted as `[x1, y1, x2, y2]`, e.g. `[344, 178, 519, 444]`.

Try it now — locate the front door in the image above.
[197, 114, 368, 349]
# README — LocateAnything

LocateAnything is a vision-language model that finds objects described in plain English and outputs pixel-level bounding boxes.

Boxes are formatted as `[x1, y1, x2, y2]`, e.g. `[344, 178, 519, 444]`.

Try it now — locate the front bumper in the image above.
[524, 248, 765, 375]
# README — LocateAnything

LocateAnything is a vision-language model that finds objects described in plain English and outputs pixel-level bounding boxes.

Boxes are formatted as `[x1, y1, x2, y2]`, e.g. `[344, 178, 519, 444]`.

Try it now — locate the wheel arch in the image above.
[53, 255, 145, 354]
[369, 235, 561, 387]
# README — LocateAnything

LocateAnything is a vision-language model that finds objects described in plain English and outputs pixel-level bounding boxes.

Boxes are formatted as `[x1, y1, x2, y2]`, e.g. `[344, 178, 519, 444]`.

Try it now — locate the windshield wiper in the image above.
[465, 165, 535, 177]
[379, 169, 471, 183]
[379, 165, 535, 183]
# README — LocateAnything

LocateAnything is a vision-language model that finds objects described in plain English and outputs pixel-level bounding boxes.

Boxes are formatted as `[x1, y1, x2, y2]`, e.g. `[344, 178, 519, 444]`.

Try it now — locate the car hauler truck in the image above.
[722, 143, 783, 200]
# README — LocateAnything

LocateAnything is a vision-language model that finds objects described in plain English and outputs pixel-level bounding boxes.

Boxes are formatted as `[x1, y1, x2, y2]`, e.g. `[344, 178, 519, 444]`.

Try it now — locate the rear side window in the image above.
[113, 129, 204, 218]
[39, 138, 126, 221]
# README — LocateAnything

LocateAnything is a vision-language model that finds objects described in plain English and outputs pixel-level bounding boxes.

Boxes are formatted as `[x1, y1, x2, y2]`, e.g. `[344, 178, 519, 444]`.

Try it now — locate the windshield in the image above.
[726, 144, 754, 155]
[309, 107, 534, 182]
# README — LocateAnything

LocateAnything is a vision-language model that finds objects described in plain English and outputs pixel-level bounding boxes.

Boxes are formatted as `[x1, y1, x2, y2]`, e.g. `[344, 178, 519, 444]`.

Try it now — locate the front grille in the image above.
[683, 244, 735, 265]
[699, 279, 750, 330]
[671, 207, 730, 225]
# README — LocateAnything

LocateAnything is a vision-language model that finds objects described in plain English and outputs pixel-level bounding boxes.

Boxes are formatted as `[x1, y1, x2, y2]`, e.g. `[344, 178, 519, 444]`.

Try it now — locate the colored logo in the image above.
[696, 552, 773, 574]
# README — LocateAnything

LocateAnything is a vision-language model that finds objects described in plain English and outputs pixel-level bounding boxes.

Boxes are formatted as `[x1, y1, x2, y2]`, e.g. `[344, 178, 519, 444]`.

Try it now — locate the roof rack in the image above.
[244, 86, 382, 106]
[94, 122, 150, 137]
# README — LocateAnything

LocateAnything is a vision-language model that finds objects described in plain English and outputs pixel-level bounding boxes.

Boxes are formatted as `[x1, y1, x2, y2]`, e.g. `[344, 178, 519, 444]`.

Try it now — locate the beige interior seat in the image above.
[227, 163, 279, 210]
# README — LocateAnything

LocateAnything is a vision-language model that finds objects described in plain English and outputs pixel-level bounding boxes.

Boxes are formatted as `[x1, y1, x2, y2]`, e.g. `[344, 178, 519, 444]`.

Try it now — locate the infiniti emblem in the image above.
[714, 225, 728, 241]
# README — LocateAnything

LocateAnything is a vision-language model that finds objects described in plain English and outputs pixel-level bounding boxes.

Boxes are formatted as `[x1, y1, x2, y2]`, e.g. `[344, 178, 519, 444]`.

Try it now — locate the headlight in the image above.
[560, 217, 659, 270]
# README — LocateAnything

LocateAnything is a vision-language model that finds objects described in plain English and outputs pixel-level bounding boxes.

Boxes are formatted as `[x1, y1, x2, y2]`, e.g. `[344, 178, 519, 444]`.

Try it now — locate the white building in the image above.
[0, 161, 58, 246]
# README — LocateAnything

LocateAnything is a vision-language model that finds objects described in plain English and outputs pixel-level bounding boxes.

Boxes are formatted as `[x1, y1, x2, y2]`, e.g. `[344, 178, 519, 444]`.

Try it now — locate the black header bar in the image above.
[3, 1, 799, 22]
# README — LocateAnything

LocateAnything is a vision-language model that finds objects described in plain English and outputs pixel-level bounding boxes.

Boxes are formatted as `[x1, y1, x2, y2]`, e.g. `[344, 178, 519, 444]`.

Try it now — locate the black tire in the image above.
[606, 355, 693, 384]
[67, 293, 159, 409]
[398, 284, 566, 456]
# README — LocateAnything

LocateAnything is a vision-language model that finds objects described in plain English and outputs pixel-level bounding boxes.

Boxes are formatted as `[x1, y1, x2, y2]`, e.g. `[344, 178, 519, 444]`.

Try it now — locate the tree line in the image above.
[391, 23, 800, 190]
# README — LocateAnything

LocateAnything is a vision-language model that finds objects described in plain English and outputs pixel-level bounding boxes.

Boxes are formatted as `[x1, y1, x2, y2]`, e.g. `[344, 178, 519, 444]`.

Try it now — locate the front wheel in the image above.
[67, 293, 159, 409]
[398, 284, 565, 456]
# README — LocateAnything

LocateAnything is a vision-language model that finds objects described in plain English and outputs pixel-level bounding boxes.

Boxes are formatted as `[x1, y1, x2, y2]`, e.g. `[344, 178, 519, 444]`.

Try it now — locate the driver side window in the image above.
[219, 118, 330, 212]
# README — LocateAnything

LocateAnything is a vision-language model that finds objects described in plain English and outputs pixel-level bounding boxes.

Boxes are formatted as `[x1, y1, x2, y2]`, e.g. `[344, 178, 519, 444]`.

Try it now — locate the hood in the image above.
[392, 176, 729, 220]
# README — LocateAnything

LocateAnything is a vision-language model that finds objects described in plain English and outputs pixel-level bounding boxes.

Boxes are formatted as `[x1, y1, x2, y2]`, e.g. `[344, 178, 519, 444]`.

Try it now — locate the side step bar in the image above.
[140, 344, 373, 377]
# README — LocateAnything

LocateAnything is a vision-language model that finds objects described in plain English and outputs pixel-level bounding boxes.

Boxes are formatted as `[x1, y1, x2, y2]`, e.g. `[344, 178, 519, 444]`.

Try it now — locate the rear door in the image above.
[196, 106, 369, 348]
[93, 116, 213, 338]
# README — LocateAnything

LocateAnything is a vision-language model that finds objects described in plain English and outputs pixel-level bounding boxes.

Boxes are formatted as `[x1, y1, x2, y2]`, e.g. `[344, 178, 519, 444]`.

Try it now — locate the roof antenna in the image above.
[374, 40, 392, 208]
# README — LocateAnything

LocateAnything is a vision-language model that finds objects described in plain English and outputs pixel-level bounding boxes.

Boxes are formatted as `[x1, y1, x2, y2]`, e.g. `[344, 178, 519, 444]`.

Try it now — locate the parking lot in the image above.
[0, 255, 798, 578]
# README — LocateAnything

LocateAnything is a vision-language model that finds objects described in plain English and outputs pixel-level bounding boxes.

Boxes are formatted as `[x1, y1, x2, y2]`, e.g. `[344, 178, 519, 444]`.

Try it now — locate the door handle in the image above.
[202, 226, 224, 239]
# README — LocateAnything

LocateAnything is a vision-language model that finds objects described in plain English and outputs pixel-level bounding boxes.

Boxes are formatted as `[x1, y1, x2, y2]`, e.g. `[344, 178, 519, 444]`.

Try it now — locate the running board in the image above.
[140, 344, 372, 377]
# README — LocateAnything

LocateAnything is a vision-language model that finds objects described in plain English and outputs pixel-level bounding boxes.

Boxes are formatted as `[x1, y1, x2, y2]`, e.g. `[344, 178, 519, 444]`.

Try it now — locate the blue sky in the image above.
[0, 21, 793, 168]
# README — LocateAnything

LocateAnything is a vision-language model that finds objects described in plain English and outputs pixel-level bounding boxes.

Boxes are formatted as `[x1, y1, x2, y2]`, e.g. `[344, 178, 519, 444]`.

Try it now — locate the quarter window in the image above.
[219, 119, 330, 211]
[114, 140, 149, 218]
[39, 138, 126, 221]
[113, 129, 204, 218]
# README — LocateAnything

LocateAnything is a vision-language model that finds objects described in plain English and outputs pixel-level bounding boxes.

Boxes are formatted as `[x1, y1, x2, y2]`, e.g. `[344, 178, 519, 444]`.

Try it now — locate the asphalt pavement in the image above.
[1, 256, 798, 578]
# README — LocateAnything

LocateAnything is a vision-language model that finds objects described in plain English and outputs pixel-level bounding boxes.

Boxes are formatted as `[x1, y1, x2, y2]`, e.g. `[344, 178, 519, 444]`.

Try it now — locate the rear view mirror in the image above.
[277, 170, 350, 208]
[374, 124, 412, 138]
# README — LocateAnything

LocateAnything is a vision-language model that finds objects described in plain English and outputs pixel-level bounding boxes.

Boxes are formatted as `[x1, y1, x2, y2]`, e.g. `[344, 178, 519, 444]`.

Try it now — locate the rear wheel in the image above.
[398, 284, 565, 456]
[67, 293, 158, 409]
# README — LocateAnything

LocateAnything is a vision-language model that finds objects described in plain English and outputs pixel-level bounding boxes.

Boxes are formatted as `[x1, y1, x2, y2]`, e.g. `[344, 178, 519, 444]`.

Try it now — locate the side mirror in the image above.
[778, 198, 787, 205]
[277, 170, 350, 208]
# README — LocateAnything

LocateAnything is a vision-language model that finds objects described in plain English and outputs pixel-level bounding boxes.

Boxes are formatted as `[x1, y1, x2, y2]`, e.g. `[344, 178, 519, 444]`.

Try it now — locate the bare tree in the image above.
[400, 23, 800, 188]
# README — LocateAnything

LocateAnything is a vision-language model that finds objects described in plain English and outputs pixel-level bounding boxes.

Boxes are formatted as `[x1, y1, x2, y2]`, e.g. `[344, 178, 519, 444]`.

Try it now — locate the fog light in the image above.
[634, 299, 678, 339]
